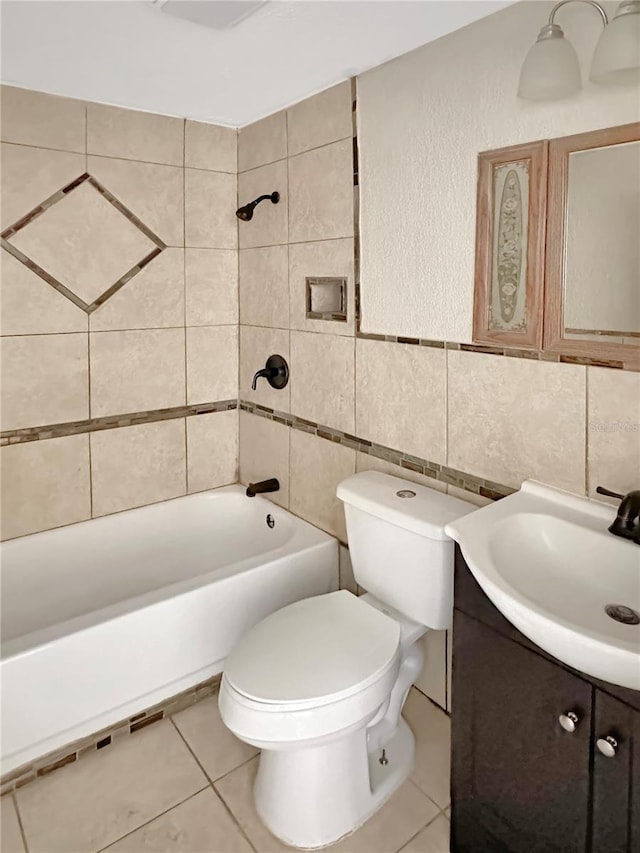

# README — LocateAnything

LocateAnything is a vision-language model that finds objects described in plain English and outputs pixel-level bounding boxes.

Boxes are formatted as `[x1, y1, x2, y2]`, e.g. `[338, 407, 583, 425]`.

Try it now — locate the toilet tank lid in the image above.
[337, 471, 476, 540]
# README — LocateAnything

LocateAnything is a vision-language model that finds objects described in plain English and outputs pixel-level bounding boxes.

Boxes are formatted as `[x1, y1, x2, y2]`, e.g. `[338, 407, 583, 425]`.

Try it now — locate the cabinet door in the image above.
[592, 690, 640, 853]
[451, 611, 592, 853]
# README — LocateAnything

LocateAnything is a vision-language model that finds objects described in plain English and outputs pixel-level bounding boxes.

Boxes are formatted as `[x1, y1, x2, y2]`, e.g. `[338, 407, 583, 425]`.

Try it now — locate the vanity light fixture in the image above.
[518, 0, 640, 101]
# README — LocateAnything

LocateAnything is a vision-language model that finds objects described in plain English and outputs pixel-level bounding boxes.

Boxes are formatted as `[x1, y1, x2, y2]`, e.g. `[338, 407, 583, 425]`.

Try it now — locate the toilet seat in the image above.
[224, 590, 401, 711]
[220, 591, 402, 746]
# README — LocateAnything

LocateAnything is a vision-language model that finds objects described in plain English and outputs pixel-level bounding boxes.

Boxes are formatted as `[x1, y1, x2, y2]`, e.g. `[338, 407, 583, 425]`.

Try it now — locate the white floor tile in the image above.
[403, 688, 451, 808]
[103, 788, 253, 852]
[16, 721, 207, 853]
[172, 695, 258, 781]
[215, 755, 439, 853]
[1, 796, 26, 853]
[399, 813, 451, 853]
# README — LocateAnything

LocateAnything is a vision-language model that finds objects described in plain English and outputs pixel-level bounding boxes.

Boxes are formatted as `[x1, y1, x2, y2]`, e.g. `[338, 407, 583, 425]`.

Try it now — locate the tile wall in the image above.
[236, 77, 640, 711]
[0, 86, 239, 540]
[236, 82, 456, 708]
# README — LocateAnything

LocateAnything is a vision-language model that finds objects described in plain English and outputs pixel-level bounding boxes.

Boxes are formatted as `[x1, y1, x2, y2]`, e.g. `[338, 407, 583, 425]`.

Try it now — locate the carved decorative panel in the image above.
[473, 141, 547, 350]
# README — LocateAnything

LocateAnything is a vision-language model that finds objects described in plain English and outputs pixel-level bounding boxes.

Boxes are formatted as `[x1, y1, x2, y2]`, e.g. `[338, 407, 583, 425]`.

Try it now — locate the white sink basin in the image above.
[445, 481, 640, 691]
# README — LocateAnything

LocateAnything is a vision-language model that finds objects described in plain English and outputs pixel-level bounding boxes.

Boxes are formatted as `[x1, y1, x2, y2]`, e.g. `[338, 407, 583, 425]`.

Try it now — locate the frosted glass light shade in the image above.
[590, 8, 640, 84]
[518, 31, 582, 100]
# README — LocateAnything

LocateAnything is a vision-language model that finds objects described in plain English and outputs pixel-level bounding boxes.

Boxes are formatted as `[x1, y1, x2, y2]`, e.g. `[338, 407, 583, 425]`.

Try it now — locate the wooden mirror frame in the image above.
[543, 122, 640, 370]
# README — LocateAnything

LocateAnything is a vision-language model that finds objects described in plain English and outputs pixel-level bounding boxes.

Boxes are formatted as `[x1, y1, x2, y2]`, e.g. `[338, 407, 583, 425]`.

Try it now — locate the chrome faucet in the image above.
[596, 486, 640, 545]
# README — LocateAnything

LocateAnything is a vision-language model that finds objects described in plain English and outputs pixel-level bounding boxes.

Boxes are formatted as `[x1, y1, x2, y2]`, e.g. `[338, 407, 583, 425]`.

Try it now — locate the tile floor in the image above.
[1, 688, 451, 853]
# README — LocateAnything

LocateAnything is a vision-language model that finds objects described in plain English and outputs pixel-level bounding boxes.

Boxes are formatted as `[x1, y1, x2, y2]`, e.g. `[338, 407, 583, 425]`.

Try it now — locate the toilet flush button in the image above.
[396, 490, 416, 499]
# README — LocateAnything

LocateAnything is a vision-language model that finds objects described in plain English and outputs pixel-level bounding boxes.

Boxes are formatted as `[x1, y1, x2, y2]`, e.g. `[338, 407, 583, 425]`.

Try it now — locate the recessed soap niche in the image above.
[306, 276, 347, 322]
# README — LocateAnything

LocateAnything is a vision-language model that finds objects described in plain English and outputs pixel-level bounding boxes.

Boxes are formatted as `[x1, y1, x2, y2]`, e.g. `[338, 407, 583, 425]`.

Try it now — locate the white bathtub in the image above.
[0, 486, 338, 774]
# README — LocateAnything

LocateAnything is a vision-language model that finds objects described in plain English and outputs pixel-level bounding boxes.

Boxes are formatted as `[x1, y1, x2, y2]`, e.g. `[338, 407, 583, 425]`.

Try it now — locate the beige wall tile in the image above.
[339, 544, 357, 594]
[87, 104, 183, 166]
[288, 139, 353, 243]
[587, 367, 640, 499]
[447, 484, 491, 507]
[239, 411, 290, 508]
[415, 631, 447, 710]
[355, 451, 447, 494]
[185, 249, 238, 327]
[0, 435, 91, 540]
[290, 331, 354, 433]
[0, 435, 91, 539]
[237, 160, 288, 249]
[0, 85, 85, 153]
[239, 245, 288, 328]
[448, 351, 586, 493]
[289, 238, 355, 335]
[89, 249, 184, 331]
[90, 420, 186, 516]
[239, 325, 290, 410]
[88, 156, 184, 247]
[1, 143, 85, 230]
[186, 325, 238, 404]
[90, 328, 186, 417]
[290, 429, 355, 540]
[15, 720, 204, 851]
[185, 121, 237, 173]
[1, 251, 87, 335]
[185, 169, 237, 249]
[1, 333, 88, 430]
[9, 181, 157, 306]
[107, 788, 252, 853]
[187, 410, 238, 493]
[287, 82, 352, 156]
[238, 111, 286, 172]
[356, 339, 446, 465]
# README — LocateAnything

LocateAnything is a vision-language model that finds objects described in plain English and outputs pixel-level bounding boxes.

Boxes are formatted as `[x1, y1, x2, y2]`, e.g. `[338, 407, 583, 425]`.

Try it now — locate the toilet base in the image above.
[254, 716, 415, 849]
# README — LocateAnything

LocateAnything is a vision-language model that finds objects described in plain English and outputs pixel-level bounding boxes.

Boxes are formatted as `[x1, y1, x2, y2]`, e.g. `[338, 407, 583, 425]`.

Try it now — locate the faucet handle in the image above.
[251, 354, 289, 391]
[596, 486, 624, 500]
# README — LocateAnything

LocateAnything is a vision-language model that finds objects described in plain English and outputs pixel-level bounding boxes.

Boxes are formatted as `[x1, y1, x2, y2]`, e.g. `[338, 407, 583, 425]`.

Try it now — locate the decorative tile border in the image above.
[239, 400, 514, 501]
[354, 331, 630, 370]
[0, 400, 238, 446]
[0, 675, 222, 795]
[1, 172, 166, 314]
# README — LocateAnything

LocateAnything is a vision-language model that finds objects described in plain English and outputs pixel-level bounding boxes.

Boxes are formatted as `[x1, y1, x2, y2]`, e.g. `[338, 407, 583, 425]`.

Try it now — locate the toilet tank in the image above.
[336, 471, 475, 629]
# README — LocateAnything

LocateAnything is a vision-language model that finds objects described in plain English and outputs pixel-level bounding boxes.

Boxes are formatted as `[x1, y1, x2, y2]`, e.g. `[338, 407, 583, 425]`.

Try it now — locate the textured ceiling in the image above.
[0, 1, 514, 127]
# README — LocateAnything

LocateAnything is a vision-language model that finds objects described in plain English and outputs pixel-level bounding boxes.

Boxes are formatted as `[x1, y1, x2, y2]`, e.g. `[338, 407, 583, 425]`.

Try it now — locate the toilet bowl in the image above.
[219, 590, 425, 849]
[219, 471, 475, 849]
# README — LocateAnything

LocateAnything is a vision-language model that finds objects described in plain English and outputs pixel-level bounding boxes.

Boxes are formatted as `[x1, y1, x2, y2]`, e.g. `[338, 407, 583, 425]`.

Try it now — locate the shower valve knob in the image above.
[251, 354, 289, 391]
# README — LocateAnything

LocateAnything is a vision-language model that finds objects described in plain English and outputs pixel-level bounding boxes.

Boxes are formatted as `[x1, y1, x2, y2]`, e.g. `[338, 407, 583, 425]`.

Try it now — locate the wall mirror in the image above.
[474, 123, 640, 370]
[544, 123, 640, 369]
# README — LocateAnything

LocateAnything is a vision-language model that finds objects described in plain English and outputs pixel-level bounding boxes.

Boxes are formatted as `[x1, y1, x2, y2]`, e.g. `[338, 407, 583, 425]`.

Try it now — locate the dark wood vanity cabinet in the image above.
[451, 547, 640, 853]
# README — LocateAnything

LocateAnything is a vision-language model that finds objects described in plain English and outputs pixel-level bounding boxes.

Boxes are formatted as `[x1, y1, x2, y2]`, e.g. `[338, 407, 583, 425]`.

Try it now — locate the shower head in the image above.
[236, 191, 280, 221]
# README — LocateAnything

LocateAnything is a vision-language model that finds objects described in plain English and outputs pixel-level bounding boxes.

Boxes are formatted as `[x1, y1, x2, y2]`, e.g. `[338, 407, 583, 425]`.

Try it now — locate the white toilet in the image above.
[219, 471, 474, 849]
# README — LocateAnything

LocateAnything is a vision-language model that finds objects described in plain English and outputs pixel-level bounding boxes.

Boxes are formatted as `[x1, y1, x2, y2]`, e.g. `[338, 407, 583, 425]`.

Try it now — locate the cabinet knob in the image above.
[596, 736, 618, 758]
[559, 711, 579, 733]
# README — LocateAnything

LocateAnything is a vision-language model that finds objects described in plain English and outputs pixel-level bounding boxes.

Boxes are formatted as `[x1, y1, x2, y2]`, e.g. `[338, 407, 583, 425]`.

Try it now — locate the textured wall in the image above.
[357, 0, 639, 342]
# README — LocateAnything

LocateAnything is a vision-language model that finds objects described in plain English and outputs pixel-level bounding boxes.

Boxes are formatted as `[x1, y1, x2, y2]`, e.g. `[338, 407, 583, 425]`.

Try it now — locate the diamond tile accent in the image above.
[1, 174, 165, 313]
